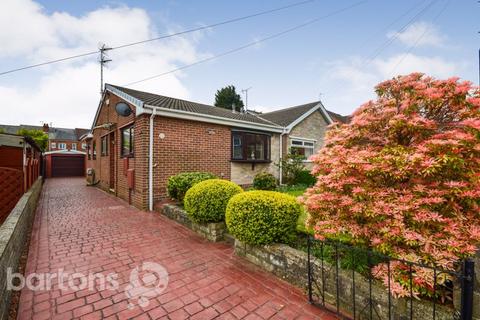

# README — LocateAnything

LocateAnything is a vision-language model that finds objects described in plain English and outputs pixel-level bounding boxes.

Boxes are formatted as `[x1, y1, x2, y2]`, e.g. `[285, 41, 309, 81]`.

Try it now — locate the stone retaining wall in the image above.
[234, 239, 467, 320]
[161, 204, 227, 242]
[0, 177, 42, 320]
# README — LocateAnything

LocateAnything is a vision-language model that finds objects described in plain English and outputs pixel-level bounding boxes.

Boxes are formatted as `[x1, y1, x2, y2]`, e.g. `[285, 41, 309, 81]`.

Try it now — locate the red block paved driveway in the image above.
[16, 178, 335, 320]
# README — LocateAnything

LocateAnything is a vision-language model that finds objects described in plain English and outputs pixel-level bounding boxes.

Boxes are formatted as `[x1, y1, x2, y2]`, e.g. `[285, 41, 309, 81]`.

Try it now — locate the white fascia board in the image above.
[289, 136, 318, 142]
[285, 102, 333, 133]
[105, 84, 146, 115]
[144, 104, 284, 133]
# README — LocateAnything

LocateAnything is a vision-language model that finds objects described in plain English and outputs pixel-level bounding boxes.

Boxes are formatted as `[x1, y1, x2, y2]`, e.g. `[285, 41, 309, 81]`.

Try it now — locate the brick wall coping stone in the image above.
[0, 177, 43, 320]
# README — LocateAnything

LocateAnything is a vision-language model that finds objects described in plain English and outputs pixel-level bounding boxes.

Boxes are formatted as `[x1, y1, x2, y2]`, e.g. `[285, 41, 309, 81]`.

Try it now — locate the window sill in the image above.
[230, 159, 271, 164]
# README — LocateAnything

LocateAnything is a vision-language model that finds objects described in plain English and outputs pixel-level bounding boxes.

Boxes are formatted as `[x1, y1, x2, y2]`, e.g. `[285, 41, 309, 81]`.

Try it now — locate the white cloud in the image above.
[387, 22, 445, 48]
[318, 53, 463, 116]
[0, 0, 206, 128]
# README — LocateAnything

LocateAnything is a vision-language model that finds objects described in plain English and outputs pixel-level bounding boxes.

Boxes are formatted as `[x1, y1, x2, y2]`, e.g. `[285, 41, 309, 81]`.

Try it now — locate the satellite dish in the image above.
[115, 102, 132, 117]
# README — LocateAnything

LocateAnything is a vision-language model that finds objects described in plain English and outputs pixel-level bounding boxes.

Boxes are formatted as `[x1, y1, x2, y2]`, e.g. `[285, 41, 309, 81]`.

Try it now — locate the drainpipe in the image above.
[279, 128, 287, 185]
[148, 108, 156, 211]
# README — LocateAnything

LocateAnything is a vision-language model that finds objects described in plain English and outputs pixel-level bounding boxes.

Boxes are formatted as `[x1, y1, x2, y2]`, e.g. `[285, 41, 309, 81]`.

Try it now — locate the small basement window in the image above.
[290, 139, 315, 160]
[231, 131, 270, 162]
[121, 125, 134, 157]
[101, 136, 108, 156]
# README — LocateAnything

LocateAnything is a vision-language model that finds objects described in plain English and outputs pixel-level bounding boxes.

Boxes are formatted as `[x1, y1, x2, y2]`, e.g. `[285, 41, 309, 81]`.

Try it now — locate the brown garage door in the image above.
[51, 155, 85, 177]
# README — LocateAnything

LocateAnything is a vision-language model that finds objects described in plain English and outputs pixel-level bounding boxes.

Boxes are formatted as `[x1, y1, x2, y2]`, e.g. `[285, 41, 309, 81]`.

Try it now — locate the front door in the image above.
[109, 132, 115, 190]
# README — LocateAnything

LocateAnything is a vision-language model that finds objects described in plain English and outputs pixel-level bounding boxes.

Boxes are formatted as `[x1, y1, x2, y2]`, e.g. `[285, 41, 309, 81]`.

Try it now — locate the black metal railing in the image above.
[306, 236, 475, 320]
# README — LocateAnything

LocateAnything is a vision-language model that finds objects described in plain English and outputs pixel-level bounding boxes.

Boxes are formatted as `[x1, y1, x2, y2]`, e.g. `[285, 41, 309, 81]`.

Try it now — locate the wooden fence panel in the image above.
[0, 167, 24, 224]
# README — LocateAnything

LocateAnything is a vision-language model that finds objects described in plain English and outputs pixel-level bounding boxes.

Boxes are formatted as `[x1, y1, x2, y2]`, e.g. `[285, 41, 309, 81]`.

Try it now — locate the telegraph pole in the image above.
[241, 87, 252, 112]
[99, 44, 112, 95]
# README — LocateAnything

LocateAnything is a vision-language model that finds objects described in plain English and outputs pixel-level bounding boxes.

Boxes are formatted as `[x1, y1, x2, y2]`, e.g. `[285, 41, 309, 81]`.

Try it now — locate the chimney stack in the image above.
[42, 123, 49, 133]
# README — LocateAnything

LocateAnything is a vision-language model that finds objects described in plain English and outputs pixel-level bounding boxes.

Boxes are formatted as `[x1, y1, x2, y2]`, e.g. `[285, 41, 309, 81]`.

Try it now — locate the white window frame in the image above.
[51, 142, 56, 149]
[81, 143, 87, 150]
[289, 138, 316, 162]
[71, 143, 77, 150]
[58, 143, 67, 150]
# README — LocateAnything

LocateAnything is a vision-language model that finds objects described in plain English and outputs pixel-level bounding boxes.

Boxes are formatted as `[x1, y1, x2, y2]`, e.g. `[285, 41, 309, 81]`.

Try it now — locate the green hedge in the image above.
[167, 172, 216, 202]
[184, 179, 243, 223]
[226, 191, 301, 245]
[295, 170, 316, 186]
[253, 172, 277, 190]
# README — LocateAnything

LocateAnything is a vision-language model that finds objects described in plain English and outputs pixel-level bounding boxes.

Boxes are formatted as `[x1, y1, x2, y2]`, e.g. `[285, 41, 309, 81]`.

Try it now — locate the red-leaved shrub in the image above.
[302, 73, 480, 298]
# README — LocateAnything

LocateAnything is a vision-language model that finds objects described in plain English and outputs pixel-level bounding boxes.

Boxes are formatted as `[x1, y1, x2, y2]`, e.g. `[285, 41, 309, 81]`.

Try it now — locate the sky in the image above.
[0, 0, 478, 128]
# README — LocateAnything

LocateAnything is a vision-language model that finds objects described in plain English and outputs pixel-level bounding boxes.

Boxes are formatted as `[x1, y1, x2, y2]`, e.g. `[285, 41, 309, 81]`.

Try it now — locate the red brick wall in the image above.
[151, 116, 231, 202]
[86, 92, 140, 206]
[87, 92, 232, 210]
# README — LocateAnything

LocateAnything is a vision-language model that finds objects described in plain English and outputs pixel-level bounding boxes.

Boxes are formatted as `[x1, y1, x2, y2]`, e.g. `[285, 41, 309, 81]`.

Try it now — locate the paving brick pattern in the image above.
[16, 178, 336, 319]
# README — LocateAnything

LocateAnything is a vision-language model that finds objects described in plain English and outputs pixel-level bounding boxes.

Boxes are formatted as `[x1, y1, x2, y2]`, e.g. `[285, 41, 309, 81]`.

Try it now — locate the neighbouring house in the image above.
[0, 123, 90, 152]
[85, 84, 348, 211]
[0, 133, 42, 223]
[0, 123, 89, 178]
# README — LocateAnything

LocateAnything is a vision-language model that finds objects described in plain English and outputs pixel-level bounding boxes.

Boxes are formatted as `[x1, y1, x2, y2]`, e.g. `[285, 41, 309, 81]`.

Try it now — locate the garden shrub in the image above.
[301, 73, 480, 298]
[252, 172, 277, 190]
[226, 191, 302, 245]
[167, 172, 216, 202]
[184, 179, 243, 223]
[294, 170, 316, 186]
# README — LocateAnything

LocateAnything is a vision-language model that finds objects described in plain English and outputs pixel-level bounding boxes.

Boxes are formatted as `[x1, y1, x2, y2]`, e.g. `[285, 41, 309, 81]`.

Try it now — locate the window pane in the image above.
[122, 129, 130, 155]
[305, 147, 314, 159]
[304, 141, 314, 147]
[291, 140, 303, 146]
[233, 134, 243, 159]
[255, 135, 265, 160]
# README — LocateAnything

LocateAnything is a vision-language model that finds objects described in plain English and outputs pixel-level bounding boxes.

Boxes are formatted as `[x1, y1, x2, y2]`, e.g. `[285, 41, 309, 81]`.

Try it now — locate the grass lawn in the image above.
[277, 185, 310, 233]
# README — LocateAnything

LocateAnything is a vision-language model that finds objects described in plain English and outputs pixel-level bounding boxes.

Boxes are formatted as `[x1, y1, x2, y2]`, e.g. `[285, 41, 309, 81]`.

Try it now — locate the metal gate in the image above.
[307, 237, 475, 320]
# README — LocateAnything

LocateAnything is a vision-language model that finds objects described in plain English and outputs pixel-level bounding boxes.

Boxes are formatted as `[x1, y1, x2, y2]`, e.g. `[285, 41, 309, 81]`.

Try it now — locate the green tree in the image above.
[214, 85, 244, 112]
[16, 129, 48, 151]
[0, 128, 5, 133]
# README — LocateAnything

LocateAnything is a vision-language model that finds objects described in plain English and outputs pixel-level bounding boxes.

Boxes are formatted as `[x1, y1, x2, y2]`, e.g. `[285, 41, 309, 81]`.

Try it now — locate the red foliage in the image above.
[302, 73, 480, 297]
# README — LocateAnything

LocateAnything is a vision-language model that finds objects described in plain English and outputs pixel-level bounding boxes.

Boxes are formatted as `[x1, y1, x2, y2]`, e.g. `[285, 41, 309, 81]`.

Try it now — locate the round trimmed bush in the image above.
[252, 172, 277, 190]
[184, 179, 243, 223]
[167, 172, 216, 202]
[226, 191, 301, 245]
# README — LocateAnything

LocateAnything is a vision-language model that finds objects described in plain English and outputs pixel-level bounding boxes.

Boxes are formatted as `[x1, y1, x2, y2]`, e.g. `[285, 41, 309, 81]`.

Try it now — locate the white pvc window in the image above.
[290, 139, 315, 160]
[51, 142, 56, 149]
[72, 143, 77, 150]
[81, 143, 87, 149]
[58, 143, 67, 150]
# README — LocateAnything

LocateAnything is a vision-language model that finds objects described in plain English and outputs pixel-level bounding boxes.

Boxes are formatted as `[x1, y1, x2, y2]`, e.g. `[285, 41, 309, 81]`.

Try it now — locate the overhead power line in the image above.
[0, 0, 315, 76]
[389, 0, 451, 74]
[123, 0, 368, 87]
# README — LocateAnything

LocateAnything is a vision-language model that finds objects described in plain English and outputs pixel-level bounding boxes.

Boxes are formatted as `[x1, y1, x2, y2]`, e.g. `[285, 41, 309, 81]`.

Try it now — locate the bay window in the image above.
[232, 131, 270, 162]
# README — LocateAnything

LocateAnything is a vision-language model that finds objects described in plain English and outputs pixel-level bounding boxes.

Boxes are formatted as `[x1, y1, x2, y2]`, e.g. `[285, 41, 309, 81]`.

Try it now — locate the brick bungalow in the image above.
[85, 84, 346, 210]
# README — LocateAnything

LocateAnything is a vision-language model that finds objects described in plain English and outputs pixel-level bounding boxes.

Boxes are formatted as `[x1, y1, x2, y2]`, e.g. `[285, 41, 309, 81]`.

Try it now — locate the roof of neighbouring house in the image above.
[0, 124, 89, 141]
[107, 85, 280, 127]
[260, 102, 349, 127]
[0, 132, 42, 151]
